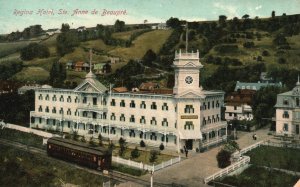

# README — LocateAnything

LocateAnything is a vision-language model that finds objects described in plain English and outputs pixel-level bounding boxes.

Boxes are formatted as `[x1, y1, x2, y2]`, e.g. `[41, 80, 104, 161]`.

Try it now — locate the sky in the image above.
[0, 0, 299, 34]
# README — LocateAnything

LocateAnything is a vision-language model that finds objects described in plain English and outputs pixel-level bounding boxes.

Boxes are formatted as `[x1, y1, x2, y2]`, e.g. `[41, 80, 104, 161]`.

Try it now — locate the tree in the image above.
[219, 15, 227, 28]
[131, 147, 140, 159]
[242, 14, 250, 19]
[142, 49, 156, 66]
[118, 137, 127, 157]
[216, 149, 231, 168]
[61, 23, 70, 32]
[20, 43, 50, 60]
[114, 19, 125, 32]
[49, 62, 66, 88]
[159, 143, 164, 150]
[56, 32, 79, 56]
[149, 150, 159, 163]
[166, 17, 181, 29]
[272, 11, 275, 18]
[140, 140, 146, 147]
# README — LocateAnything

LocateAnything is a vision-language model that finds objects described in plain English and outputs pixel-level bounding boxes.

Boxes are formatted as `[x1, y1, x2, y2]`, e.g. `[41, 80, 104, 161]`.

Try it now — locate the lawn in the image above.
[245, 145, 300, 172]
[12, 66, 49, 83]
[0, 41, 32, 58]
[111, 29, 145, 40]
[0, 128, 44, 149]
[66, 70, 87, 84]
[0, 144, 111, 186]
[23, 56, 59, 71]
[217, 165, 298, 187]
[108, 30, 173, 61]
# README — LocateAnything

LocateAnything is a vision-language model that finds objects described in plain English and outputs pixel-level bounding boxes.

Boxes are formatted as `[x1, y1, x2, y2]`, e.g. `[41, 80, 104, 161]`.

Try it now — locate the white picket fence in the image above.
[204, 156, 250, 184]
[232, 140, 264, 158]
[112, 155, 181, 172]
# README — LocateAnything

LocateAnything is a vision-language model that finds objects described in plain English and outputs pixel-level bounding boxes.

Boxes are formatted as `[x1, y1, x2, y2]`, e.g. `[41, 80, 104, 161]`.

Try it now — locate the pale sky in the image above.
[0, 0, 299, 34]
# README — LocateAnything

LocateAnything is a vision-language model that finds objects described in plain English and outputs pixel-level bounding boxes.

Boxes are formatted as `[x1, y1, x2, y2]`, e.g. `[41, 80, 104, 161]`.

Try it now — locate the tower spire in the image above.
[297, 74, 300, 86]
[89, 48, 92, 73]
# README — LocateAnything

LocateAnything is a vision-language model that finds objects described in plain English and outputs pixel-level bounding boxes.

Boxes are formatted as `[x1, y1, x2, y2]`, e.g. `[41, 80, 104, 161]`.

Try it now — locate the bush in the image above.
[20, 43, 50, 60]
[215, 44, 239, 54]
[262, 50, 270, 56]
[131, 147, 140, 159]
[159, 143, 165, 150]
[140, 140, 146, 147]
[243, 41, 255, 48]
[72, 131, 79, 141]
[216, 149, 231, 168]
[80, 136, 86, 143]
[278, 57, 286, 64]
[149, 150, 160, 163]
[119, 137, 127, 157]
[89, 137, 97, 147]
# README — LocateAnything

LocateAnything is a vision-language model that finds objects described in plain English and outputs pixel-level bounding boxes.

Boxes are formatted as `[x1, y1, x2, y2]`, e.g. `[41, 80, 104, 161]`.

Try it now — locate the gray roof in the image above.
[74, 71, 108, 93]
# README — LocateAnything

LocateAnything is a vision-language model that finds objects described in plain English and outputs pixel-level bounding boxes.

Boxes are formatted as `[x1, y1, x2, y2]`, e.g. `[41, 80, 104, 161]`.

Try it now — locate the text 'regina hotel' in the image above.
[30, 49, 227, 152]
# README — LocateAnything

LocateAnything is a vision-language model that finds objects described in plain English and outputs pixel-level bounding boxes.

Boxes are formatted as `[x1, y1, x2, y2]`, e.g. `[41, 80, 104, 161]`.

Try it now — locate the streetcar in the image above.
[47, 137, 111, 170]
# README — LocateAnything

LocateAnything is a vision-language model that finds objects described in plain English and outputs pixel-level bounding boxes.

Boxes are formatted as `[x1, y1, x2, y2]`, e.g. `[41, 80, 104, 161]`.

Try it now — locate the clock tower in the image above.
[173, 49, 203, 97]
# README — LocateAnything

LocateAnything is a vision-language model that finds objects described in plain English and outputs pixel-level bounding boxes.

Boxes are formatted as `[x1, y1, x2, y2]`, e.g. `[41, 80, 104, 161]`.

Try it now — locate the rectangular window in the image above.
[140, 116, 146, 124]
[283, 111, 289, 118]
[208, 102, 210, 109]
[283, 123, 289, 131]
[60, 95, 64, 102]
[52, 107, 56, 114]
[38, 94, 43, 100]
[234, 106, 237, 110]
[67, 109, 71, 115]
[151, 102, 157, 110]
[111, 113, 116, 120]
[59, 108, 63, 114]
[120, 114, 125, 121]
[52, 95, 56, 101]
[111, 99, 116, 106]
[130, 100, 135, 108]
[212, 101, 215, 108]
[162, 118, 168, 127]
[67, 96, 71, 103]
[83, 97, 87, 104]
[162, 103, 168, 111]
[140, 101, 146, 109]
[67, 121, 71, 128]
[38, 106, 42, 112]
[39, 118, 42, 124]
[45, 95, 49, 100]
[120, 100, 125, 107]
[75, 97, 79, 103]
[45, 107, 49, 113]
[93, 97, 97, 105]
[184, 105, 194, 113]
[102, 98, 107, 105]
[130, 115, 135, 123]
[151, 117, 157, 125]
[92, 112, 97, 119]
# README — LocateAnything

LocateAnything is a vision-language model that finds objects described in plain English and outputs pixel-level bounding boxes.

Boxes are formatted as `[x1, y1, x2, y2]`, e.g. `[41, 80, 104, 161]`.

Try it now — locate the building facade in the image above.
[30, 50, 227, 151]
[275, 80, 300, 137]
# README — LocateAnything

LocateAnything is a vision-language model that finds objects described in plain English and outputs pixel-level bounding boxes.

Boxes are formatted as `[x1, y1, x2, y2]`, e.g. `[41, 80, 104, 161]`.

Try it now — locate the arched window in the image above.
[296, 98, 299, 106]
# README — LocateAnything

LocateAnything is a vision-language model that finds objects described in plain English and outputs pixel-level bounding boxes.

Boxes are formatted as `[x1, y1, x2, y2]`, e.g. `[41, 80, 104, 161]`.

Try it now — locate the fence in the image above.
[204, 156, 250, 184]
[262, 141, 300, 149]
[112, 155, 181, 172]
[232, 140, 264, 158]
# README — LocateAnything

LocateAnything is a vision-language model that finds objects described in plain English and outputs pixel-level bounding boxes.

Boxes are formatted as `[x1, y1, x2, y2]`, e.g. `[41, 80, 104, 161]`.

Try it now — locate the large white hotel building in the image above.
[30, 50, 227, 151]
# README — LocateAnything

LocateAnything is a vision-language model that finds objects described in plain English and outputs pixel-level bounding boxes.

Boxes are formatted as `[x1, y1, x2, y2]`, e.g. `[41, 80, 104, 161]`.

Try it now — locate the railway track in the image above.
[0, 138, 171, 187]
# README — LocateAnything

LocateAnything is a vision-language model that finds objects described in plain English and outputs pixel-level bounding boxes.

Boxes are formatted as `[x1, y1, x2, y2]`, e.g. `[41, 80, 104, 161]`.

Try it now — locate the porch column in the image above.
[177, 135, 180, 153]
[207, 132, 210, 142]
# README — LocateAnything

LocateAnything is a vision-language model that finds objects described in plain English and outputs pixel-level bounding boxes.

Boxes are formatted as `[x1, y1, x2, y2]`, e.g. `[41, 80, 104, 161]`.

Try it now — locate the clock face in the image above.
[185, 76, 193, 84]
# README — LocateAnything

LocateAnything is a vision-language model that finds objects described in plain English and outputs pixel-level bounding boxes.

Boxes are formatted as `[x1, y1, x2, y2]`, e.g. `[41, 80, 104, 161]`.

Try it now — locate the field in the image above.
[245, 145, 300, 172]
[12, 66, 49, 82]
[0, 144, 110, 186]
[112, 29, 145, 40]
[109, 30, 172, 61]
[217, 165, 298, 187]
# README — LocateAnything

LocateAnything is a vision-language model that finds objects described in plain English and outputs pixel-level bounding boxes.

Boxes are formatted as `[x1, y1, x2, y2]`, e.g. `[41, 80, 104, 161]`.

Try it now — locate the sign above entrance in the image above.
[181, 115, 198, 119]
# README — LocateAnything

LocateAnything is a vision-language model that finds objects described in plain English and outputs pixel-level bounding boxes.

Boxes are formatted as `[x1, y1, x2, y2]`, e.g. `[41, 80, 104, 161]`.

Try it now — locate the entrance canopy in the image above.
[178, 130, 203, 140]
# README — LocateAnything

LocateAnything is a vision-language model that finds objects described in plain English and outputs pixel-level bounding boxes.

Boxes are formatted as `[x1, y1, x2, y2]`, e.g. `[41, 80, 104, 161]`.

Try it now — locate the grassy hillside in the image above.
[12, 67, 49, 82]
[112, 29, 145, 40]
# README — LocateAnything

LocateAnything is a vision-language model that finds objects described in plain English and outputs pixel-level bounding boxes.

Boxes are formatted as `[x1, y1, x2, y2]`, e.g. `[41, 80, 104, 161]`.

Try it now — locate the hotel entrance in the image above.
[185, 139, 193, 150]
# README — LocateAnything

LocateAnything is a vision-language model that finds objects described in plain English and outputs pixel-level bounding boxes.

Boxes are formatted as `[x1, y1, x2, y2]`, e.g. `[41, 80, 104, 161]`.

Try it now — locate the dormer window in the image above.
[283, 99, 289, 105]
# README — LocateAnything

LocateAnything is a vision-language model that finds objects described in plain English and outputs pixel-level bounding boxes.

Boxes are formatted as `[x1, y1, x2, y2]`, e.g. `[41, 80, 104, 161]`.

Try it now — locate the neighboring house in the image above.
[77, 26, 86, 32]
[139, 82, 160, 91]
[45, 28, 61, 36]
[94, 63, 111, 74]
[110, 57, 120, 64]
[225, 89, 256, 121]
[75, 61, 85, 72]
[260, 72, 273, 83]
[66, 61, 75, 70]
[82, 62, 90, 72]
[0, 81, 23, 95]
[275, 79, 300, 137]
[30, 50, 227, 152]
[18, 84, 41, 95]
[234, 81, 282, 91]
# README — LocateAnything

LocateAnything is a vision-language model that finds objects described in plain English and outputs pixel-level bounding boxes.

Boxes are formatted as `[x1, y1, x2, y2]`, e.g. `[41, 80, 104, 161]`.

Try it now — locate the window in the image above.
[83, 97, 87, 104]
[162, 103, 168, 111]
[216, 101, 220, 108]
[92, 112, 97, 119]
[120, 100, 125, 107]
[283, 99, 289, 105]
[52, 95, 56, 101]
[110, 127, 116, 134]
[212, 101, 215, 108]
[111, 99, 116, 106]
[38, 94, 43, 100]
[175, 122, 177, 128]
[45, 107, 49, 113]
[283, 111, 289, 118]
[83, 111, 88, 117]
[93, 97, 97, 105]
[102, 98, 107, 105]
[140, 116, 146, 124]
[229, 113, 232, 117]
[202, 102, 207, 110]
[52, 107, 56, 114]
[150, 133, 157, 141]
[67, 96, 71, 103]
[203, 118, 206, 126]
[283, 123, 289, 131]
[74, 110, 79, 116]
[129, 130, 135, 137]
[120, 114, 125, 121]
[38, 106, 42, 112]
[140, 101, 146, 109]
[59, 108, 63, 114]
[75, 97, 79, 103]
[130, 115, 135, 123]
[45, 95, 49, 100]
[39, 118, 42, 124]
[297, 98, 300, 107]
[208, 116, 211, 123]
[103, 112, 107, 119]
[234, 106, 237, 110]
[46, 119, 49, 125]
[184, 121, 194, 130]
[59, 95, 64, 102]
[67, 121, 71, 128]
[111, 113, 116, 120]
[67, 109, 71, 115]
[151, 117, 157, 125]
[162, 118, 168, 127]
[216, 114, 220, 122]
[151, 102, 157, 110]
[184, 105, 194, 113]
[161, 135, 168, 142]
[208, 102, 210, 109]
[130, 100, 135, 108]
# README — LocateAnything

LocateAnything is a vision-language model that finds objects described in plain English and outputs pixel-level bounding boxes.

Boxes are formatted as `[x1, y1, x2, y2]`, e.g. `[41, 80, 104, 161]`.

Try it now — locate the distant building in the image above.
[75, 61, 89, 72]
[152, 23, 168, 30]
[234, 81, 282, 91]
[112, 87, 128, 93]
[110, 57, 120, 64]
[275, 79, 300, 137]
[18, 84, 41, 95]
[94, 63, 111, 74]
[0, 81, 22, 95]
[225, 89, 256, 121]
[46, 28, 61, 36]
[139, 82, 160, 91]
[260, 72, 273, 83]
[77, 26, 86, 32]
[66, 61, 75, 70]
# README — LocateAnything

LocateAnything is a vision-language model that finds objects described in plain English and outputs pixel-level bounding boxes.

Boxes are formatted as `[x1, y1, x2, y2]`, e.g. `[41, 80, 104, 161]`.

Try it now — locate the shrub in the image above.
[72, 131, 79, 141]
[257, 56, 263, 62]
[131, 147, 140, 159]
[278, 57, 286, 64]
[80, 136, 86, 143]
[119, 137, 127, 157]
[216, 149, 231, 168]
[64, 134, 71, 139]
[140, 140, 146, 147]
[262, 50, 270, 56]
[243, 41, 255, 48]
[89, 137, 97, 147]
[215, 44, 239, 54]
[159, 143, 165, 150]
[149, 150, 159, 163]
[20, 42, 50, 60]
